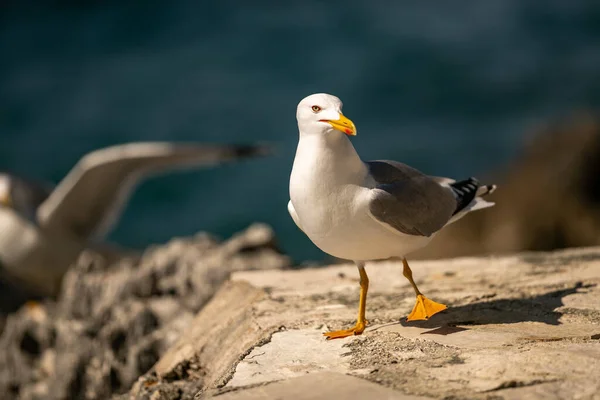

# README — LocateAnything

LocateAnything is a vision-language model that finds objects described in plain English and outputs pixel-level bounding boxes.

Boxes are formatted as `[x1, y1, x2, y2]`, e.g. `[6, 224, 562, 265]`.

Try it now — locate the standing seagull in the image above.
[288, 94, 496, 340]
[0, 142, 270, 297]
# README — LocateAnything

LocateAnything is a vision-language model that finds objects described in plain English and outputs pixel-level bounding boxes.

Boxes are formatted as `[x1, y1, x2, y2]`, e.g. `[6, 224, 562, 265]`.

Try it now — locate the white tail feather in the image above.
[476, 184, 497, 197]
[447, 197, 495, 225]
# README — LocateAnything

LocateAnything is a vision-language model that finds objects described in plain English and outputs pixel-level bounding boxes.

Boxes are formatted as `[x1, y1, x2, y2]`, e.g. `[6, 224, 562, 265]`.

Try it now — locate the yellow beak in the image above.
[324, 114, 357, 136]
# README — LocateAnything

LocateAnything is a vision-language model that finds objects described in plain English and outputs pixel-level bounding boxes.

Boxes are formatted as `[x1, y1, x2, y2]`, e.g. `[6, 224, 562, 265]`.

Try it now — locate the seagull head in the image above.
[0, 173, 13, 209]
[296, 93, 357, 138]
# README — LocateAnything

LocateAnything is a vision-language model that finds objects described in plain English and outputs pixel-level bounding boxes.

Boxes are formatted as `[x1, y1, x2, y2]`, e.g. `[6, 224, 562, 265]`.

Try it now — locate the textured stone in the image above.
[212, 372, 430, 400]
[136, 247, 600, 399]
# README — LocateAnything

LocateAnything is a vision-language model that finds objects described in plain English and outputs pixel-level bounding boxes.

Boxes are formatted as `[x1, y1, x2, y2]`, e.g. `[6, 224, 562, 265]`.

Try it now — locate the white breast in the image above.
[289, 135, 432, 261]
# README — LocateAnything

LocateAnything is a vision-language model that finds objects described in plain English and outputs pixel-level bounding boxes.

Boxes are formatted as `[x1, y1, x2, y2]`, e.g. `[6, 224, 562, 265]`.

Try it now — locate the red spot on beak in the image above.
[345, 128, 352, 134]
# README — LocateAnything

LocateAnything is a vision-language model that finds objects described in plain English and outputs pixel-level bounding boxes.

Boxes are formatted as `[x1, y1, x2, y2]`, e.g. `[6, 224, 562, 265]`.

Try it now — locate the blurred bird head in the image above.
[0, 173, 12, 208]
[296, 93, 356, 138]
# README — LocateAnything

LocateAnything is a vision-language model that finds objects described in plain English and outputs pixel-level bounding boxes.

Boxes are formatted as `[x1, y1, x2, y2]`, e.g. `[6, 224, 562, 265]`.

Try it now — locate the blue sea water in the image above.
[1, 1, 599, 262]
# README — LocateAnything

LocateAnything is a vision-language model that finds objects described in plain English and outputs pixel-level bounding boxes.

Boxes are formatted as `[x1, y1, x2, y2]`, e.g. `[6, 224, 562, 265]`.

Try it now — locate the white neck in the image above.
[291, 131, 366, 192]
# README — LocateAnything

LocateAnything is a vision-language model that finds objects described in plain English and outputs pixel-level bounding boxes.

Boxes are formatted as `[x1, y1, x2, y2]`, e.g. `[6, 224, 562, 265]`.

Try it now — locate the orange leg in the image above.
[324, 262, 369, 340]
[403, 258, 447, 321]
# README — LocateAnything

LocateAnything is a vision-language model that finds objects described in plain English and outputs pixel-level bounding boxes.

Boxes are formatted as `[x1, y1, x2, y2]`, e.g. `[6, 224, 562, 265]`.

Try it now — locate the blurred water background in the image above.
[1, 1, 599, 262]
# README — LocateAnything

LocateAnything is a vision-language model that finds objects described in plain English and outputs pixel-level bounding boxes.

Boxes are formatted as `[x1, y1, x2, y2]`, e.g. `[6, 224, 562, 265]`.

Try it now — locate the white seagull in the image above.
[288, 93, 496, 340]
[0, 142, 270, 297]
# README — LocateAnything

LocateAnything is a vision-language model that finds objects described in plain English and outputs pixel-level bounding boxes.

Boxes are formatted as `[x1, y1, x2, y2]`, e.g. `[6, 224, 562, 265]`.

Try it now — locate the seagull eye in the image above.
[311, 105, 322, 113]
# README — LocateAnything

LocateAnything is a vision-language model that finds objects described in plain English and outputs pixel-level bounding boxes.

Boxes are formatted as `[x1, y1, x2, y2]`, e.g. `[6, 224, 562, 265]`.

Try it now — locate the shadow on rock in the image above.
[401, 282, 593, 331]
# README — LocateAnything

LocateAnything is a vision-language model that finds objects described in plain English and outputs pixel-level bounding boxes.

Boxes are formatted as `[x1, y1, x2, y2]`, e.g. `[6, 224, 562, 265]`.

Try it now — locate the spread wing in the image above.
[37, 142, 271, 239]
[366, 160, 458, 237]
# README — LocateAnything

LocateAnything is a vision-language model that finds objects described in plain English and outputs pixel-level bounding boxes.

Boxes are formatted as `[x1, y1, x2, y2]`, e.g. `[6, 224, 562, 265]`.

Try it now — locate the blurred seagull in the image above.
[0, 142, 271, 297]
[288, 94, 496, 340]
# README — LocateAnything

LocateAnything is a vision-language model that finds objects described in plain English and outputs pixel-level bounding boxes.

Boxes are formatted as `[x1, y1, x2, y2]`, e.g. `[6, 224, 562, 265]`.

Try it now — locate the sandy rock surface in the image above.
[0, 224, 290, 400]
[130, 247, 600, 400]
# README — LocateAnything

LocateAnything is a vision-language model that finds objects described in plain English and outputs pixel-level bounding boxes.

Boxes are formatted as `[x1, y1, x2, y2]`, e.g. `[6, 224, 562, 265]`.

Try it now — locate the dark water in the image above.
[1, 1, 599, 262]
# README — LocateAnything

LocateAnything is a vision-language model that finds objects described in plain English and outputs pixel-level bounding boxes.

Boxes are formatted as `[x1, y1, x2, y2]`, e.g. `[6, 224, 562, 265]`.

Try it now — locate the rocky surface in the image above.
[129, 246, 600, 400]
[0, 223, 290, 400]
[2, 223, 599, 400]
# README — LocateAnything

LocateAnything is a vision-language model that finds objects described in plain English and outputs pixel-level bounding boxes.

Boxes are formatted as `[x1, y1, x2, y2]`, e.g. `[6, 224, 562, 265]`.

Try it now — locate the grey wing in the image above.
[37, 142, 271, 240]
[367, 160, 457, 237]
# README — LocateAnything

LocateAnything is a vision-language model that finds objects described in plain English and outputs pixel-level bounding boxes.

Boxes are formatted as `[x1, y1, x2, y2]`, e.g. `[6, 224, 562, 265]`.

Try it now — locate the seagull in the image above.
[288, 93, 496, 340]
[0, 142, 271, 297]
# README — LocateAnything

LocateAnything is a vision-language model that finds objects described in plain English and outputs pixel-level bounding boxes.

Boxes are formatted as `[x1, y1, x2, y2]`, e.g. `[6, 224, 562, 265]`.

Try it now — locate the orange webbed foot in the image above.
[323, 321, 367, 340]
[406, 294, 447, 321]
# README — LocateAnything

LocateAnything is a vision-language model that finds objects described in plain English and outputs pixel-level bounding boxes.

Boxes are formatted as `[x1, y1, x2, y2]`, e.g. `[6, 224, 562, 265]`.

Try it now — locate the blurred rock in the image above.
[0, 223, 290, 400]
[414, 114, 600, 259]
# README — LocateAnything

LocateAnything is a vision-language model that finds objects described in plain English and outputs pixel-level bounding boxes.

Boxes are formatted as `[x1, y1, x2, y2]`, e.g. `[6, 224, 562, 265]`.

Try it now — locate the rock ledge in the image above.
[131, 247, 600, 400]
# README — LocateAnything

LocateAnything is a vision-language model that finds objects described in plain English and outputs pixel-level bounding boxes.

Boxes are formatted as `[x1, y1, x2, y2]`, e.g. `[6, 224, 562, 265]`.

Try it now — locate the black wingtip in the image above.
[231, 143, 276, 159]
[450, 177, 481, 215]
